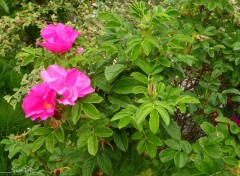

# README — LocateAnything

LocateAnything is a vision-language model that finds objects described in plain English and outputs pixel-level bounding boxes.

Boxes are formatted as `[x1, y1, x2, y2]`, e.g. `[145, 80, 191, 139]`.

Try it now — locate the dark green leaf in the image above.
[82, 103, 100, 119]
[174, 151, 188, 168]
[159, 148, 177, 162]
[113, 130, 129, 152]
[97, 152, 113, 175]
[82, 157, 96, 176]
[180, 140, 192, 154]
[32, 136, 46, 152]
[104, 64, 125, 83]
[71, 102, 81, 125]
[163, 119, 181, 140]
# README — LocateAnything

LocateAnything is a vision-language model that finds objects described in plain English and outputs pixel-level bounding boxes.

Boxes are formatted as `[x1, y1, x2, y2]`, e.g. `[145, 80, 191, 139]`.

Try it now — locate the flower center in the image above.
[44, 101, 52, 109]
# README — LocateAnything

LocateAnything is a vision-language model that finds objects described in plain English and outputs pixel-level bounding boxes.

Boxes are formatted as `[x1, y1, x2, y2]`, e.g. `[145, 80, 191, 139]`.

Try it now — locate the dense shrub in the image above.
[1, 0, 240, 175]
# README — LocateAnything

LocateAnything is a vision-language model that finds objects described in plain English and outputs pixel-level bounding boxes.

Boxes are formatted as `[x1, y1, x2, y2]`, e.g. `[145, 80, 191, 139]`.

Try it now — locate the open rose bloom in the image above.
[37, 23, 80, 54]
[41, 65, 94, 105]
[22, 83, 56, 121]
[22, 65, 94, 120]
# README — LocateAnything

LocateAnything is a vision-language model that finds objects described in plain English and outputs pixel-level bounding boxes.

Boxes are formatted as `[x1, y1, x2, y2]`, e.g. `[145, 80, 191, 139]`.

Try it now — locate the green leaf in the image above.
[118, 116, 131, 129]
[88, 135, 98, 156]
[176, 95, 200, 104]
[131, 72, 149, 84]
[82, 103, 100, 119]
[159, 57, 170, 67]
[94, 126, 113, 137]
[149, 109, 159, 134]
[79, 93, 103, 104]
[137, 138, 146, 154]
[204, 144, 223, 158]
[46, 133, 54, 153]
[32, 136, 46, 152]
[222, 89, 240, 95]
[113, 130, 129, 152]
[174, 151, 188, 168]
[145, 142, 157, 158]
[211, 69, 222, 79]
[111, 112, 130, 121]
[53, 128, 64, 143]
[141, 41, 151, 56]
[164, 139, 181, 150]
[33, 127, 51, 136]
[82, 157, 96, 176]
[105, 21, 121, 28]
[233, 42, 240, 51]
[231, 96, 240, 103]
[21, 54, 35, 66]
[136, 103, 154, 124]
[163, 119, 181, 140]
[194, 154, 212, 175]
[147, 133, 163, 146]
[71, 102, 81, 125]
[200, 122, 215, 135]
[206, 132, 224, 145]
[112, 77, 141, 94]
[134, 58, 152, 74]
[108, 94, 132, 108]
[131, 44, 141, 60]
[97, 152, 113, 175]
[155, 106, 170, 126]
[104, 64, 125, 83]
[77, 130, 92, 148]
[131, 131, 144, 140]
[180, 140, 192, 154]
[222, 156, 238, 166]
[159, 148, 177, 162]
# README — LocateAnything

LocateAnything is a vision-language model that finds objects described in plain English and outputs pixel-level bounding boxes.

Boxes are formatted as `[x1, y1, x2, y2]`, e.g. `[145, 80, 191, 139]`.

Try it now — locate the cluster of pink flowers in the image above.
[22, 65, 94, 121]
[22, 23, 93, 121]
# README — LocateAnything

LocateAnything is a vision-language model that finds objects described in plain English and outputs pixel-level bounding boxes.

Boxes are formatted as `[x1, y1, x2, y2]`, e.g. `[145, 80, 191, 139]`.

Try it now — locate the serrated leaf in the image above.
[94, 127, 113, 137]
[131, 44, 141, 60]
[79, 93, 103, 104]
[222, 156, 238, 166]
[149, 110, 159, 134]
[180, 140, 192, 154]
[118, 116, 131, 129]
[131, 72, 149, 84]
[141, 41, 151, 56]
[82, 103, 100, 119]
[33, 127, 51, 136]
[136, 103, 154, 124]
[163, 119, 181, 140]
[204, 144, 223, 158]
[134, 58, 152, 74]
[97, 152, 113, 175]
[159, 57, 170, 67]
[112, 77, 141, 94]
[32, 136, 46, 152]
[200, 122, 215, 135]
[54, 128, 64, 143]
[77, 130, 92, 148]
[104, 64, 125, 83]
[82, 157, 96, 176]
[159, 148, 177, 162]
[113, 130, 129, 152]
[174, 151, 188, 168]
[71, 102, 81, 125]
[46, 133, 54, 153]
[164, 139, 181, 150]
[206, 131, 224, 145]
[88, 135, 98, 156]
[176, 95, 200, 104]
[155, 106, 170, 126]
[21, 54, 35, 66]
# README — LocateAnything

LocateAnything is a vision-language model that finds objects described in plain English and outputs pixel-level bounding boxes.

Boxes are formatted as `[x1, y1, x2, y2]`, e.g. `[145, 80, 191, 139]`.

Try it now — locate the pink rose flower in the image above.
[41, 65, 94, 105]
[22, 83, 57, 121]
[231, 116, 240, 127]
[37, 23, 80, 54]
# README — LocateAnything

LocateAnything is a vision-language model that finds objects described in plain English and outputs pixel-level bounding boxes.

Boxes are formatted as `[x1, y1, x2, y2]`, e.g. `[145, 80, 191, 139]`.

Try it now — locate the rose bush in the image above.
[1, 0, 240, 176]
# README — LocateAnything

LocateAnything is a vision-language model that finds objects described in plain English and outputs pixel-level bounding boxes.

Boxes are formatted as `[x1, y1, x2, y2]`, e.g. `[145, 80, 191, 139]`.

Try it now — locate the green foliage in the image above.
[1, 0, 240, 175]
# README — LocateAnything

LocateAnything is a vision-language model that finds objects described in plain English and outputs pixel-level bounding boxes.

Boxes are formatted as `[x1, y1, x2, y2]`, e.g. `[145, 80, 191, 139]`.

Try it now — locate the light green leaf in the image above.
[32, 136, 46, 152]
[46, 133, 54, 153]
[159, 148, 177, 163]
[131, 72, 149, 84]
[180, 140, 192, 154]
[136, 103, 154, 124]
[131, 44, 141, 60]
[104, 64, 125, 83]
[174, 151, 188, 168]
[164, 139, 181, 151]
[222, 156, 238, 166]
[200, 122, 215, 135]
[149, 109, 159, 134]
[176, 95, 200, 104]
[118, 116, 131, 129]
[145, 142, 157, 158]
[79, 93, 103, 104]
[21, 54, 35, 66]
[71, 102, 81, 125]
[82, 103, 100, 119]
[155, 106, 170, 126]
[112, 77, 141, 94]
[88, 135, 98, 156]
[204, 144, 223, 158]
[141, 41, 151, 56]
[206, 132, 224, 145]
[94, 127, 113, 137]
